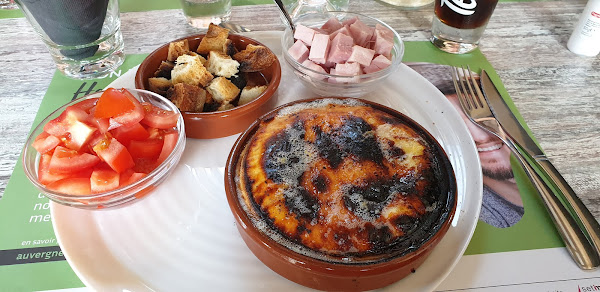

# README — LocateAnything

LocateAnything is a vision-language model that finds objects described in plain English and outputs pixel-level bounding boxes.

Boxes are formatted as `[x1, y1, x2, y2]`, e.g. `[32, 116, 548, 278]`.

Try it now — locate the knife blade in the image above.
[480, 70, 544, 157]
[480, 70, 600, 262]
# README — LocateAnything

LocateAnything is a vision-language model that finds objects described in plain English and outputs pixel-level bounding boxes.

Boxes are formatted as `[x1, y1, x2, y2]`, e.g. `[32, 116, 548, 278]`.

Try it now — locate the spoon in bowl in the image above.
[273, 0, 295, 33]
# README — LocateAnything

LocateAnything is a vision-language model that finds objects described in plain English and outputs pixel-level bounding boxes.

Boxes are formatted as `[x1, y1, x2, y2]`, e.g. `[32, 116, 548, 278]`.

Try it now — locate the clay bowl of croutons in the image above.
[135, 23, 281, 139]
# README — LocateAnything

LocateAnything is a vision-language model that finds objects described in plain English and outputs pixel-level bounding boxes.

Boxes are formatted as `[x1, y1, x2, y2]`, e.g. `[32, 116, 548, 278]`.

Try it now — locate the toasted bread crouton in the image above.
[167, 39, 190, 62]
[172, 54, 214, 87]
[217, 103, 235, 111]
[167, 83, 207, 112]
[154, 61, 175, 79]
[238, 85, 267, 106]
[148, 77, 173, 97]
[206, 77, 240, 105]
[206, 51, 240, 78]
[186, 51, 207, 66]
[196, 23, 230, 54]
[233, 44, 277, 72]
[205, 90, 214, 104]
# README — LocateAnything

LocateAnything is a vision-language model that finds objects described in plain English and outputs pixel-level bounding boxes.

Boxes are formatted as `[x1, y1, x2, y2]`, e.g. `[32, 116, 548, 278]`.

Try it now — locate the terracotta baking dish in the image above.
[135, 34, 281, 139]
[224, 97, 457, 291]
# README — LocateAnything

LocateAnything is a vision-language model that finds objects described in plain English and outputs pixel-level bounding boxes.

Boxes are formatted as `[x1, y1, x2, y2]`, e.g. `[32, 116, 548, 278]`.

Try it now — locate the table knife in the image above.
[480, 70, 600, 266]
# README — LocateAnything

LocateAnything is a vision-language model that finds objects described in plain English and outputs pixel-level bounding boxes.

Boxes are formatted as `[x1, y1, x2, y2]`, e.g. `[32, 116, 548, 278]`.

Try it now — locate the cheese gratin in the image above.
[236, 99, 455, 259]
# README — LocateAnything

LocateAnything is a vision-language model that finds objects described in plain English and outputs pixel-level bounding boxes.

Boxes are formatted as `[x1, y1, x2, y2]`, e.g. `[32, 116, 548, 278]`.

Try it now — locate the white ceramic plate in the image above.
[51, 32, 482, 292]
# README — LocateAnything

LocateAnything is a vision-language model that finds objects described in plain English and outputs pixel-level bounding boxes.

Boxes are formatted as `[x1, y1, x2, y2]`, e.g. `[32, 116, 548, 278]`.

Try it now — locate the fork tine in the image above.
[450, 66, 473, 114]
[454, 66, 476, 110]
[458, 66, 478, 109]
[470, 66, 488, 109]
[464, 65, 487, 109]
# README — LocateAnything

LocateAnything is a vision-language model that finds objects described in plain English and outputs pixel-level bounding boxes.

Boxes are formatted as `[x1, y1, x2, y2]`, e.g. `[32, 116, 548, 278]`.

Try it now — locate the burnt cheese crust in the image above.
[237, 99, 454, 259]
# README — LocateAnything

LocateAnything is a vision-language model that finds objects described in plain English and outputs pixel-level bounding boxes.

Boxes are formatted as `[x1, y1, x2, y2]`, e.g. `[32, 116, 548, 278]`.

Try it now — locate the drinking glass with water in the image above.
[180, 0, 232, 29]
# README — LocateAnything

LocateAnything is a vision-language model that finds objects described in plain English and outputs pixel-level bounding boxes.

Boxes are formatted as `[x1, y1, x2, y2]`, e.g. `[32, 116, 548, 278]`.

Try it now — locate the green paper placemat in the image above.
[0, 41, 563, 291]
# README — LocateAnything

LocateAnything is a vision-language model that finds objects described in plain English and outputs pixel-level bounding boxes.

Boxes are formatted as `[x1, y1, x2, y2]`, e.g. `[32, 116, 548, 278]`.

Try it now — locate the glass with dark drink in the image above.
[431, 0, 499, 54]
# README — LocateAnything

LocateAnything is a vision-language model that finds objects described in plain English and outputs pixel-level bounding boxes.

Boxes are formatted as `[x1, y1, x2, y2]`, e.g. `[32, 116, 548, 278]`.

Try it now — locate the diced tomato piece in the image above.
[32, 132, 60, 154]
[92, 116, 110, 134]
[119, 169, 147, 187]
[94, 88, 136, 119]
[47, 177, 92, 195]
[41, 104, 97, 151]
[38, 153, 69, 184]
[43, 106, 90, 137]
[158, 131, 179, 164]
[110, 122, 150, 147]
[71, 98, 99, 113]
[95, 88, 144, 127]
[61, 120, 96, 151]
[132, 158, 158, 174]
[93, 138, 135, 173]
[87, 132, 110, 152]
[140, 102, 179, 129]
[128, 139, 164, 159]
[38, 153, 93, 185]
[90, 166, 120, 193]
[49, 146, 100, 174]
[147, 128, 165, 140]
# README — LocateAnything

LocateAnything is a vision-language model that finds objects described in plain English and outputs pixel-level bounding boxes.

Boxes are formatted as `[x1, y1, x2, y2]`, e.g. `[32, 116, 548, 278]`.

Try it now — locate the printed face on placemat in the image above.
[407, 62, 524, 228]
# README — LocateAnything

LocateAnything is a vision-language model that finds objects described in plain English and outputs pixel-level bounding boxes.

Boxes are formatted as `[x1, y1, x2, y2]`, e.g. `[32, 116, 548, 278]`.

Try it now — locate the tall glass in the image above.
[180, 0, 232, 29]
[430, 0, 499, 54]
[15, 0, 124, 79]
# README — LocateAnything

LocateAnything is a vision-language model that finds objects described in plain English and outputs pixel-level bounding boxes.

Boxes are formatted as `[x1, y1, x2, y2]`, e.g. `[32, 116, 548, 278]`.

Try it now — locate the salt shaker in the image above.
[567, 0, 600, 57]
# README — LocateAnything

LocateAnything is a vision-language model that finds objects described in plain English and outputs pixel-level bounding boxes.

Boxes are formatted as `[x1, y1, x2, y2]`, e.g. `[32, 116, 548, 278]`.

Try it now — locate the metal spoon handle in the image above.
[273, 0, 295, 32]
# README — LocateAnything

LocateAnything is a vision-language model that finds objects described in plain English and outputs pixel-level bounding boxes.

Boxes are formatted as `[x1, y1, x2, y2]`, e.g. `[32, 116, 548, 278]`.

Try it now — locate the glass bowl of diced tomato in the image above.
[22, 88, 186, 209]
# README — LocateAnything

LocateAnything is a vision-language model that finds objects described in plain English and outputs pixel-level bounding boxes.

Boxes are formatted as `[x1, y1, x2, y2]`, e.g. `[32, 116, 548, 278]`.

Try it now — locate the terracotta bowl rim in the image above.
[224, 96, 458, 274]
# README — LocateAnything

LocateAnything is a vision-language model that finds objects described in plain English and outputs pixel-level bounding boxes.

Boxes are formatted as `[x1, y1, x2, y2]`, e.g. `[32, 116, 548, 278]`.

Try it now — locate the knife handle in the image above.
[504, 137, 600, 269]
[533, 158, 600, 262]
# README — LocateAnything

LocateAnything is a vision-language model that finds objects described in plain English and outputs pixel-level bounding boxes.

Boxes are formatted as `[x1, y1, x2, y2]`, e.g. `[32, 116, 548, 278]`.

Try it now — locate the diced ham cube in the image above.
[363, 55, 392, 74]
[347, 45, 376, 66]
[294, 24, 316, 46]
[328, 68, 338, 83]
[375, 24, 395, 41]
[374, 24, 395, 58]
[321, 17, 344, 33]
[288, 40, 310, 63]
[348, 19, 375, 47]
[334, 62, 361, 83]
[301, 59, 328, 80]
[335, 62, 361, 75]
[324, 60, 336, 69]
[371, 54, 392, 68]
[329, 26, 352, 41]
[363, 64, 379, 74]
[308, 33, 330, 64]
[313, 27, 328, 35]
[342, 16, 359, 26]
[327, 33, 354, 64]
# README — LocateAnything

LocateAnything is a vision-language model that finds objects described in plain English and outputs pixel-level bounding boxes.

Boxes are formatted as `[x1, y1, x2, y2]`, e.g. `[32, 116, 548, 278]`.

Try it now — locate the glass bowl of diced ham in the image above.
[21, 88, 186, 209]
[282, 11, 404, 97]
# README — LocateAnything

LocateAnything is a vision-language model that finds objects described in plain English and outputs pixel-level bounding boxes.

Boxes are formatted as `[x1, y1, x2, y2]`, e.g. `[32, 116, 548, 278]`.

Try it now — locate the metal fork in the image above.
[451, 65, 600, 270]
